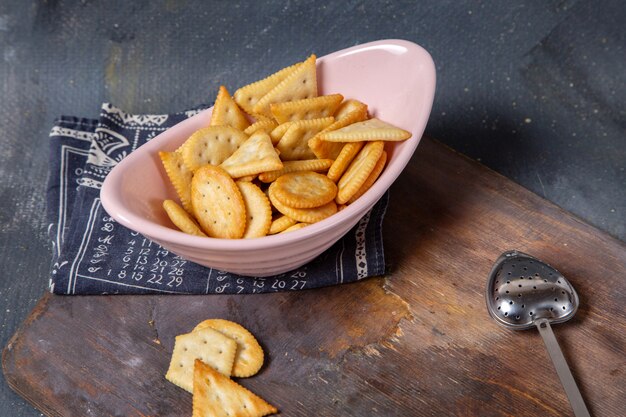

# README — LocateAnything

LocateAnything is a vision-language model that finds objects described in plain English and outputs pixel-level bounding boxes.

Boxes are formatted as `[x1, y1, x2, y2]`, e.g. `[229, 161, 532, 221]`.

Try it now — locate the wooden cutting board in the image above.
[3, 137, 625, 417]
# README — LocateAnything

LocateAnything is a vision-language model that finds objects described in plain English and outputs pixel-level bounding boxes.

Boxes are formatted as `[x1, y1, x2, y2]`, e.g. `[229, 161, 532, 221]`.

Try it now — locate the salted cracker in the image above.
[220, 131, 283, 178]
[165, 327, 237, 393]
[271, 171, 337, 209]
[269, 122, 293, 145]
[193, 319, 264, 378]
[258, 158, 333, 183]
[276, 117, 334, 161]
[326, 142, 365, 182]
[333, 99, 368, 120]
[244, 118, 278, 136]
[192, 360, 278, 417]
[191, 165, 246, 239]
[268, 183, 337, 223]
[181, 126, 249, 171]
[270, 94, 343, 124]
[252, 54, 317, 117]
[336, 141, 385, 204]
[210, 85, 251, 131]
[308, 105, 369, 159]
[279, 223, 309, 233]
[163, 200, 207, 237]
[268, 214, 297, 235]
[236, 181, 272, 239]
[159, 151, 193, 212]
[348, 150, 387, 203]
[318, 117, 411, 142]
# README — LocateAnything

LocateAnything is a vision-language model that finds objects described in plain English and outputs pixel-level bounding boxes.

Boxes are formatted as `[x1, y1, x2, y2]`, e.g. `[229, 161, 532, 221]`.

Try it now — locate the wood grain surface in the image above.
[3, 137, 624, 417]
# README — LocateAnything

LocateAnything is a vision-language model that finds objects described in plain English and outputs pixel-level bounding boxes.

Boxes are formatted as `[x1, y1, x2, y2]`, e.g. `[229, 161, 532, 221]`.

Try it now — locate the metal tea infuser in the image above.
[486, 250, 591, 417]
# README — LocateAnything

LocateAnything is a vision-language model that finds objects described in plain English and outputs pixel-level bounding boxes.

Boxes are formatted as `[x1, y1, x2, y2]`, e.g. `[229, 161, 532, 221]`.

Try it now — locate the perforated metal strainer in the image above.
[486, 251, 591, 417]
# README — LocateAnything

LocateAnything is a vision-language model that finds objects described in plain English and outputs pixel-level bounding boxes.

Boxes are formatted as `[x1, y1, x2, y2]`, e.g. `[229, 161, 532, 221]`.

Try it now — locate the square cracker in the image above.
[193, 360, 278, 417]
[165, 327, 237, 393]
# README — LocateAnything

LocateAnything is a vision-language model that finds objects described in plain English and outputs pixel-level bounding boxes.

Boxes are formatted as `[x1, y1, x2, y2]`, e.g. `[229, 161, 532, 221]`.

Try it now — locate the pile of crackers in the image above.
[165, 319, 277, 416]
[159, 54, 411, 239]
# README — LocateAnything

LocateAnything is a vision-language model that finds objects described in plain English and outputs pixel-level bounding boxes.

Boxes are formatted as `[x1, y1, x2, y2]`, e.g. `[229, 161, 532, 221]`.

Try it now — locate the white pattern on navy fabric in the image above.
[87, 128, 129, 168]
[49, 126, 96, 142]
[355, 211, 371, 279]
[102, 103, 168, 126]
[68, 198, 102, 294]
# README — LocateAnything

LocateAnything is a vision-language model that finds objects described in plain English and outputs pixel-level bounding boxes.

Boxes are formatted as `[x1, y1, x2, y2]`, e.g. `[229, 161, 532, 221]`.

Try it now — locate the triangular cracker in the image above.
[252, 54, 317, 117]
[317, 117, 411, 142]
[308, 106, 369, 159]
[181, 126, 249, 171]
[276, 117, 334, 161]
[244, 118, 278, 136]
[334, 99, 368, 120]
[210, 86, 251, 131]
[159, 151, 193, 212]
[193, 360, 278, 417]
[269, 122, 293, 145]
[233, 60, 302, 115]
[270, 93, 343, 124]
[220, 131, 283, 178]
[165, 327, 237, 393]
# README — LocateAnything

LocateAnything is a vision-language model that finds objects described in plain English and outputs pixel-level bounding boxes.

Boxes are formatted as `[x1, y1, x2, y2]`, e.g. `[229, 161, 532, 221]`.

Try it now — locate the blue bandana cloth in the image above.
[46, 104, 388, 295]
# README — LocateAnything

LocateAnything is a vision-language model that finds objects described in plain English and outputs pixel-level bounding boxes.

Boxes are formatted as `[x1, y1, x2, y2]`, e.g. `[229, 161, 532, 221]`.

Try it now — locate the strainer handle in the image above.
[536, 318, 591, 417]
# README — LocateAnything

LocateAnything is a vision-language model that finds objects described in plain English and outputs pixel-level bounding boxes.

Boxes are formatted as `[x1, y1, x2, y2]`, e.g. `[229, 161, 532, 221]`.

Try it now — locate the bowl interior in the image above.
[101, 39, 436, 248]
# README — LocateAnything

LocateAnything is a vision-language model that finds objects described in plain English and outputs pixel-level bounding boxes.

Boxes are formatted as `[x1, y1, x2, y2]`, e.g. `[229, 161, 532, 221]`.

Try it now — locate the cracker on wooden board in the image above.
[268, 183, 338, 223]
[220, 131, 283, 178]
[275, 117, 334, 161]
[336, 141, 385, 204]
[236, 182, 273, 239]
[233, 60, 302, 115]
[159, 151, 194, 213]
[318, 117, 411, 142]
[181, 126, 249, 171]
[271, 171, 337, 209]
[270, 93, 343, 124]
[258, 158, 334, 183]
[163, 199, 207, 237]
[191, 165, 247, 239]
[210, 85, 251, 131]
[165, 327, 237, 393]
[193, 360, 278, 417]
[193, 319, 265, 378]
[326, 141, 365, 182]
[252, 54, 317, 117]
[268, 214, 297, 235]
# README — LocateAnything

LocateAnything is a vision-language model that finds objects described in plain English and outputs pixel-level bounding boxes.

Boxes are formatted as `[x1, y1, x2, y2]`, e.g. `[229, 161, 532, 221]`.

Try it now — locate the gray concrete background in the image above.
[0, 1, 624, 415]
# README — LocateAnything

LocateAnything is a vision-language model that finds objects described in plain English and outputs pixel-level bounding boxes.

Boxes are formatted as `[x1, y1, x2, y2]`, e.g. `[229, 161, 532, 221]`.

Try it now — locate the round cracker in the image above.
[162, 200, 207, 237]
[271, 171, 337, 208]
[193, 319, 264, 378]
[336, 141, 385, 204]
[268, 214, 297, 235]
[280, 223, 309, 233]
[236, 181, 272, 238]
[269, 184, 337, 223]
[191, 165, 246, 239]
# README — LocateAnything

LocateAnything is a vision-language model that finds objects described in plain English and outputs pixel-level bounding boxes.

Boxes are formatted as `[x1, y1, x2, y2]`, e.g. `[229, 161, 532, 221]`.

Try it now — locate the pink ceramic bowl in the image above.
[100, 39, 436, 276]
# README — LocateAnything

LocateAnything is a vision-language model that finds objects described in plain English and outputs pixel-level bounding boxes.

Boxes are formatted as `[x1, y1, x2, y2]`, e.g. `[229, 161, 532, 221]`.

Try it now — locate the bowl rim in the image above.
[100, 38, 436, 251]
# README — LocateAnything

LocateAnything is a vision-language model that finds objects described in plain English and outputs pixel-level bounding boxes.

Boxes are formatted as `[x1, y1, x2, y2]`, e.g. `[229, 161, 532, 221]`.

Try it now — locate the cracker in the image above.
[192, 360, 278, 417]
[163, 200, 207, 237]
[238, 174, 257, 182]
[193, 319, 264, 378]
[165, 327, 237, 393]
[159, 151, 193, 212]
[233, 60, 302, 115]
[269, 122, 293, 145]
[268, 184, 337, 223]
[308, 106, 369, 159]
[318, 117, 411, 142]
[334, 99, 368, 120]
[326, 141, 364, 182]
[220, 131, 283, 178]
[244, 118, 278, 136]
[191, 165, 246, 239]
[210, 85, 251, 131]
[276, 117, 334, 161]
[270, 94, 343, 124]
[182, 126, 249, 171]
[258, 159, 333, 183]
[348, 150, 387, 203]
[279, 223, 309, 233]
[252, 54, 317, 117]
[236, 182, 272, 239]
[336, 141, 385, 204]
[268, 214, 297, 235]
[271, 171, 337, 209]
